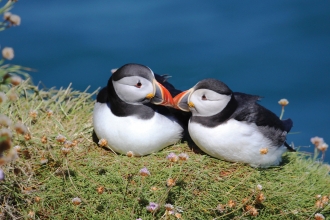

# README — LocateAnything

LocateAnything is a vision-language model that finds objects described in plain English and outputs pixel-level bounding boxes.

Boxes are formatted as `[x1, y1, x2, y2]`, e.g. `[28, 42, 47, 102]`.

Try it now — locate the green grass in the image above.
[1, 80, 330, 219]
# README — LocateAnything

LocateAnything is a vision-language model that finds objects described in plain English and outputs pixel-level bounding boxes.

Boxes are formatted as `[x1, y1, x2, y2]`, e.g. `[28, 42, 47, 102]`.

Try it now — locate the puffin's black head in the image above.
[173, 78, 233, 117]
[108, 63, 174, 106]
[194, 79, 232, 96]
[111, 63, 154, 82]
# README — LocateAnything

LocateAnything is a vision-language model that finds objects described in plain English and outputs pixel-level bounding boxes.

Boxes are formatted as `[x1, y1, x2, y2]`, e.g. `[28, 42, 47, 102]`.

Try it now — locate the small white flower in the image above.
[178, 153, 189, 161]
[2, 47, 14, 60]
[321, 196, 329, 204]
[126, 151, 134, 157]
[40, 157, 48, 165]
[46, 109, 53, 117]
[259, 148, 269, 155]
[257, 184, 263, 191]
[227, 200, 236, 208]
[256, 193, 266, 203]
[9, 148, 19, 161]
[10, 76, 22, 86]
[278, 98, 289, 106]
[216, 204, 225, 213]
[317, 143, 328, 152]
[146, 202, 159, 212]
[0, 114, 12, 127]
[0, 127, 12, 139]
[63, 141, 73, 148]
[311, 136, 324, 147]
[27, 210, 35, 218]
[56, 134, 66, 143]
[3, 12, 11, 20]
[98, 138, 107, 147]
[72, 197, 82, 205]
[14, 145, 21, 152]
[166, 178, 176, 187]
[164, 203, 174, 211]
[314, 213, 325, 220]
[29, 110, 38, 119]
[0, 169, 5, 181]
[14, 122, 28, 135]
[166, 152, 178, 162]
[61, 147, 71, 155]
[9, 14, 21, 26]
[0, 92, 7, 104]
[139, 167, 150, 176]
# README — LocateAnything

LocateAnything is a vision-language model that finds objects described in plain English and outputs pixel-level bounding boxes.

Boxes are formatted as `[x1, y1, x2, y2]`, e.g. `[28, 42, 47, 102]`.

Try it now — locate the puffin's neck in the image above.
[190, 94, 238, 128]
[107, 78, 155, 120]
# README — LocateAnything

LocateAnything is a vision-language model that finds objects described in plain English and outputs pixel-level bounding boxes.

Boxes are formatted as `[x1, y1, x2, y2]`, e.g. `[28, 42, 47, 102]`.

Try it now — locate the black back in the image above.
[232, 92, 292, 132]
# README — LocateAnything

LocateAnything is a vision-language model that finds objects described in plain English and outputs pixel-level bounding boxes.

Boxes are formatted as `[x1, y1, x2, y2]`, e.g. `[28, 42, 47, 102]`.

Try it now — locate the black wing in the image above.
[232, 92, 292, 132]
[155, 74, 182, 97]
[96, 87, 108, 103]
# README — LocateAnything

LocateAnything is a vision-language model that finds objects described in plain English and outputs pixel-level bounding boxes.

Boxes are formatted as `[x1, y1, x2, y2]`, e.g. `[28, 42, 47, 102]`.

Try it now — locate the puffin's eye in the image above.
[202, 95, 207, 100]
[135, 82, 142, 88]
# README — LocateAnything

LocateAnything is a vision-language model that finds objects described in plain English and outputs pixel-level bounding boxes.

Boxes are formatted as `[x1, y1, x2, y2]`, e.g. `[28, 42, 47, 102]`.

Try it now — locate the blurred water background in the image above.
[2, 1, 330, 162]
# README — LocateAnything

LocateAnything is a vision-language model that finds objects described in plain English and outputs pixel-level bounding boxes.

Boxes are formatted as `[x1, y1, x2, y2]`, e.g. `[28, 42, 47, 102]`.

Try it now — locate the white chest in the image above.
[93, 102, 183, 156]
[188, 119, 286, 168]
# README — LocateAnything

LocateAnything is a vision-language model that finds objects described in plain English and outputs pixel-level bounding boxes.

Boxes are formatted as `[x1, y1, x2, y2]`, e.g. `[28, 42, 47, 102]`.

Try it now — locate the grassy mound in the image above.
[1, 80, 330, 219]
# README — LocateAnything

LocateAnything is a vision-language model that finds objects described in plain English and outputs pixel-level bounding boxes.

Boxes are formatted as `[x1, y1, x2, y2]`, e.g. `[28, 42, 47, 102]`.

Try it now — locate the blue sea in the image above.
[2, 1, 330, 162]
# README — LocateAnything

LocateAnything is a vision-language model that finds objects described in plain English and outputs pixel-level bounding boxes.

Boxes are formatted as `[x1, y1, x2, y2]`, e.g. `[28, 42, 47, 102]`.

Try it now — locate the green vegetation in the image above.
[1, 1, 329, 219]
[0, 80, 330, 219]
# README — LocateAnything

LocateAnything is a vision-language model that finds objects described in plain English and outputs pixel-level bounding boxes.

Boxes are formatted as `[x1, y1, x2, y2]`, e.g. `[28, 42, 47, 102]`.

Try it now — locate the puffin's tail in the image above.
[282, 118, 293, 133]
[284, 142, 296, 152]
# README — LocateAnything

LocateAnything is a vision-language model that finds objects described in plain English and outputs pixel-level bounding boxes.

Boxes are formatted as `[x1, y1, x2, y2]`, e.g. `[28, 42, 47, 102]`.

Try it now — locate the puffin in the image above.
[173, 78, 294, 168]
[93, 63, 184, 156]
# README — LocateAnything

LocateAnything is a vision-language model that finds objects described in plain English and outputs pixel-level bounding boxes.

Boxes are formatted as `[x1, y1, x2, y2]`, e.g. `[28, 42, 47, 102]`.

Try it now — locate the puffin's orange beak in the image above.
[149, 80, 174, 107]
[173, 89, 193, 112]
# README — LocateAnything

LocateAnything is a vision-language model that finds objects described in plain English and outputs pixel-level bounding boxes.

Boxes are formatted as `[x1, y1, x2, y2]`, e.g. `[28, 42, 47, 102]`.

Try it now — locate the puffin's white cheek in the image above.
[112, 76, 155, 104]
[194, 101, 218, 117]
[190, 93, 231, 117]
[117, 87, 143, 104]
